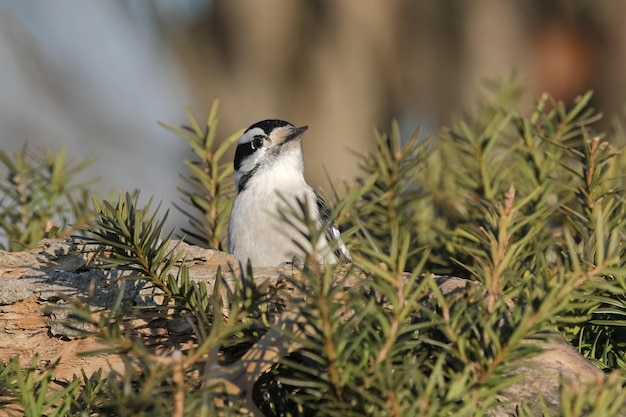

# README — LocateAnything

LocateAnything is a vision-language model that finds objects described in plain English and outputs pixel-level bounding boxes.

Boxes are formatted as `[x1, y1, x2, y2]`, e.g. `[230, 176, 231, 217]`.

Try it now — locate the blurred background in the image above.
[0, 0, 624, 231]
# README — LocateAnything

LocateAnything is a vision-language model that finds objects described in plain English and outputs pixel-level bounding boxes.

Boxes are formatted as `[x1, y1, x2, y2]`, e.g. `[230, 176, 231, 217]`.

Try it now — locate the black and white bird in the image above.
[227, 119, 351, 267]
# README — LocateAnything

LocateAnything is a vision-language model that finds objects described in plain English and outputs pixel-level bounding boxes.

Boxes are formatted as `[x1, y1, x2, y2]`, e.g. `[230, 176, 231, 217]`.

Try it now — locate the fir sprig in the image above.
[0, 143, 96, 251]
[160, 100, 240, 250]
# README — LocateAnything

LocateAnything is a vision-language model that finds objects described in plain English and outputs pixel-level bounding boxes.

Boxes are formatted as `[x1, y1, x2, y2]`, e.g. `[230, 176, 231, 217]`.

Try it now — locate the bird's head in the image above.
[233, 119, 308, 192]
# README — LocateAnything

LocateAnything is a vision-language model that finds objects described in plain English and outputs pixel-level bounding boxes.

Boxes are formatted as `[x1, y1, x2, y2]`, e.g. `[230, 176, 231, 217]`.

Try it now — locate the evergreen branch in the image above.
[0, 143, 97, 251]
[160, 100, 240, 250]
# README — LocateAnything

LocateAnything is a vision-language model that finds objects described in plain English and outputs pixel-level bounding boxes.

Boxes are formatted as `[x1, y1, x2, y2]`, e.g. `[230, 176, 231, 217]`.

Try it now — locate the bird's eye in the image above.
[251, 135, 266, 150]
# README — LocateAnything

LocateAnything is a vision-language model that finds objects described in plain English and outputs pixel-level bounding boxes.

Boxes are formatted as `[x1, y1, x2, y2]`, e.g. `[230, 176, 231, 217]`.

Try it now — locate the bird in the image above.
[227, 119, 352, 267]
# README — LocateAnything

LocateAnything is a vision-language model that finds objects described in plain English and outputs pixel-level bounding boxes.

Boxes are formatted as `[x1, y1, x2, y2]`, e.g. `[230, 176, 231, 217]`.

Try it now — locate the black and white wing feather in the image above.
[315, 193, 352, 263]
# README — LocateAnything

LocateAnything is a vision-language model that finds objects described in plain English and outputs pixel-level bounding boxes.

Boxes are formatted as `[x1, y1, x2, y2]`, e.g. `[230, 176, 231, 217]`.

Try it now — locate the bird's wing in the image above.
[314, 192, 352, 263]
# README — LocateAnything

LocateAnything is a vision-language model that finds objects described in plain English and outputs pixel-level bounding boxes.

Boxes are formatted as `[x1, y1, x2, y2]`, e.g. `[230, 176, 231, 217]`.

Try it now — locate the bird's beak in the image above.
[284, 125, 308, 143]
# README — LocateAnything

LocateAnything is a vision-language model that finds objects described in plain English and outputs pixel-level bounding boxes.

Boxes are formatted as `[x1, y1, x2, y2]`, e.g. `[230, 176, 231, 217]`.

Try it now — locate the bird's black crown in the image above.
[245, 119, 293, 135]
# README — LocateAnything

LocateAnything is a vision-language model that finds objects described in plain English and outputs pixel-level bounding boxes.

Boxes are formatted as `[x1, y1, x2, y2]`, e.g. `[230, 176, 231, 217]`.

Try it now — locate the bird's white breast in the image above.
[228, 162, 336, 266]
